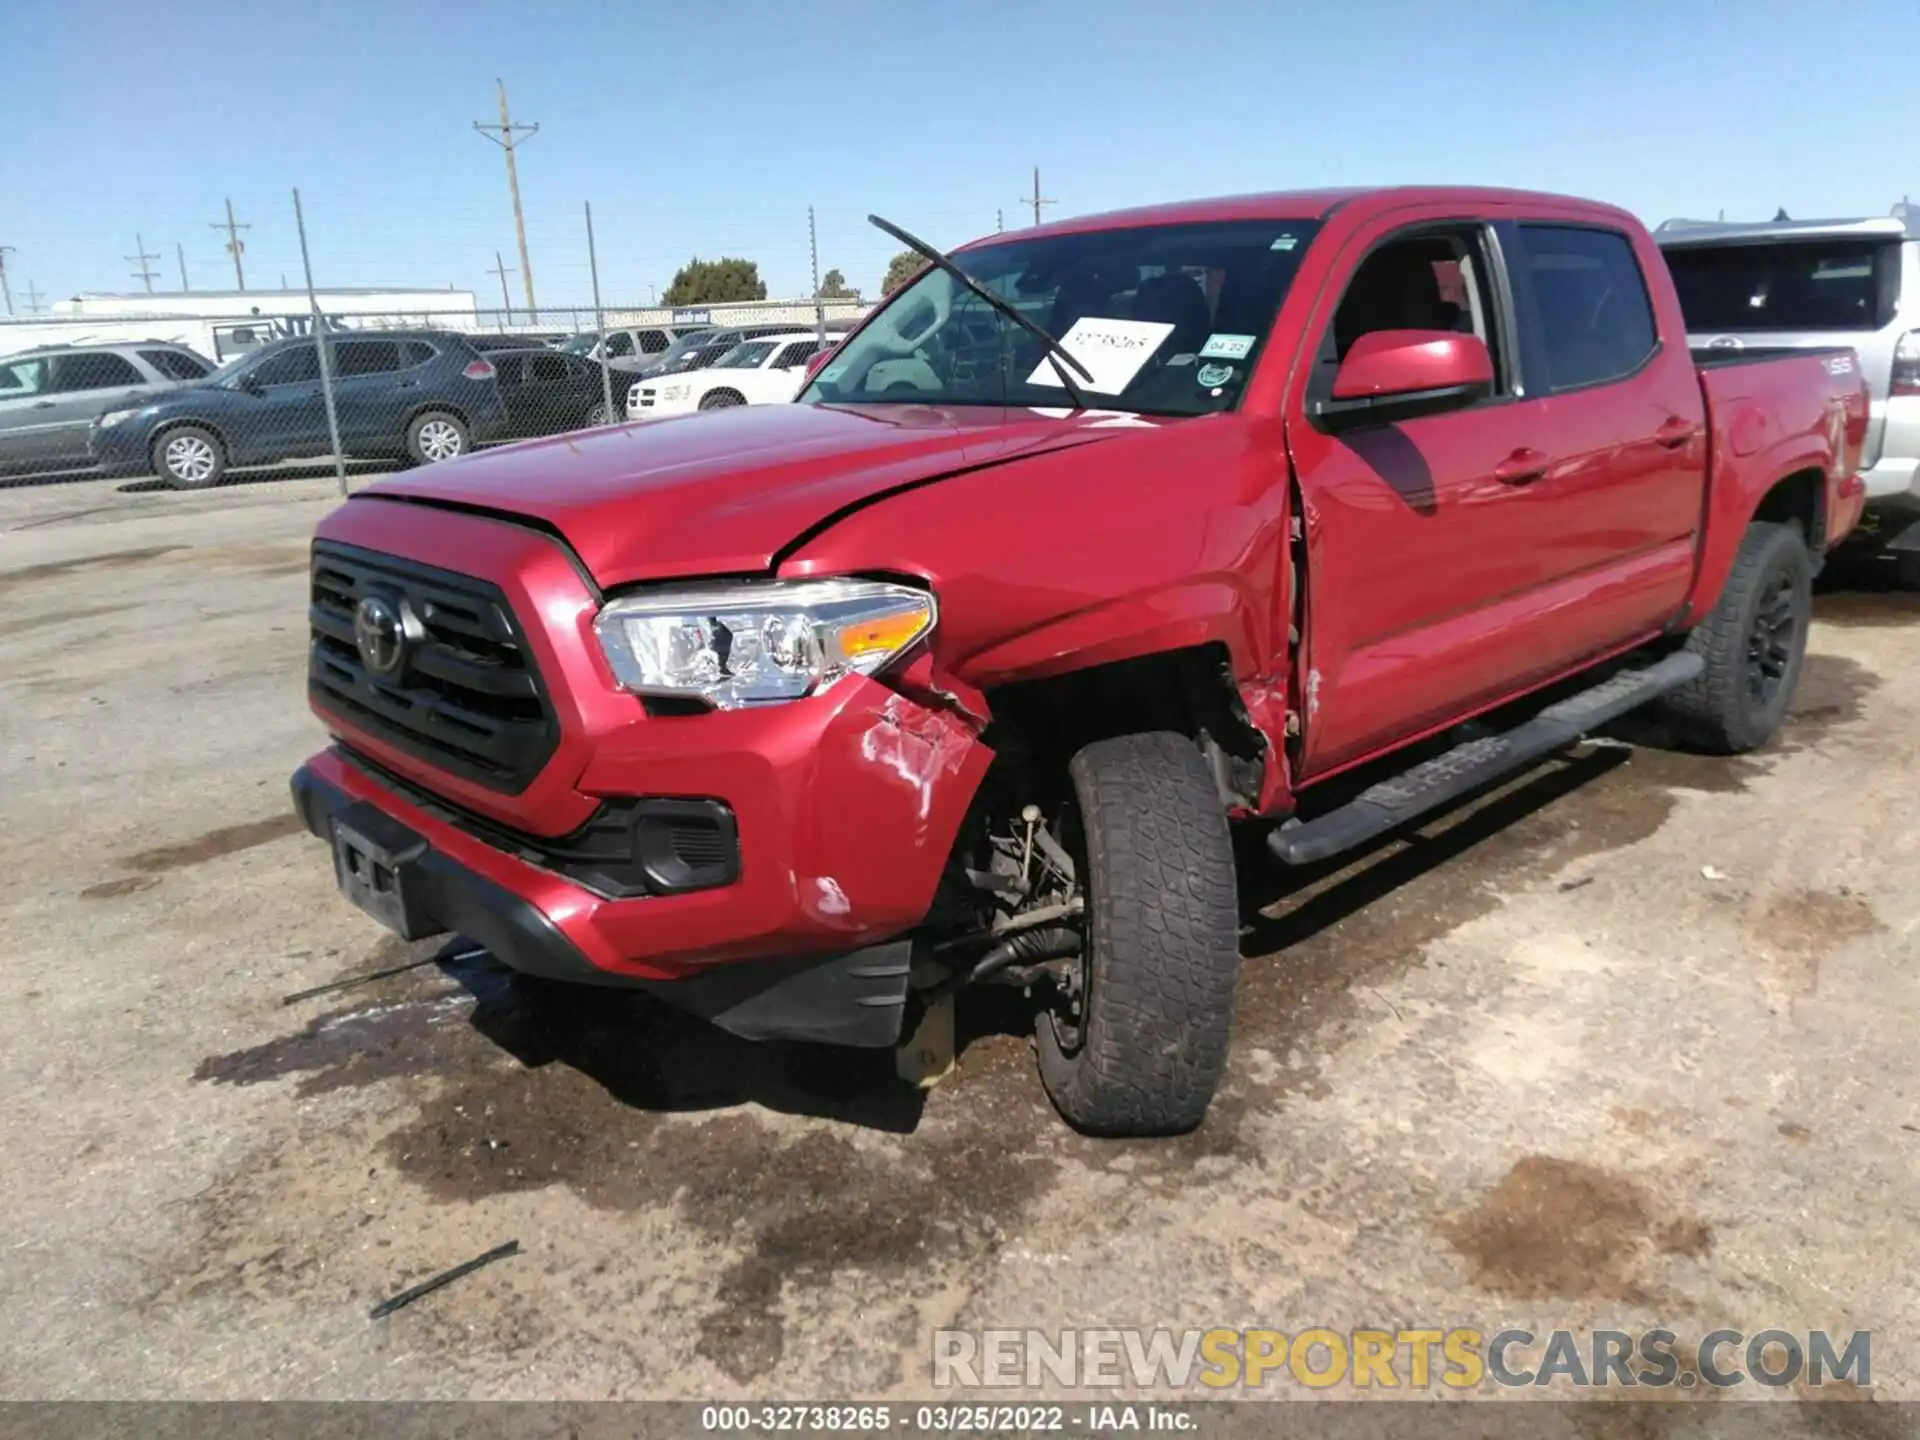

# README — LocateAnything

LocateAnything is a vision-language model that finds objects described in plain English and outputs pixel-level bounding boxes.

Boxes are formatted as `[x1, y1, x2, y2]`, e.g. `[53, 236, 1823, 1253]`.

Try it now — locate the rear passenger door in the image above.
[1497, 221, 1708, 655]
[327, 339, 406, 446]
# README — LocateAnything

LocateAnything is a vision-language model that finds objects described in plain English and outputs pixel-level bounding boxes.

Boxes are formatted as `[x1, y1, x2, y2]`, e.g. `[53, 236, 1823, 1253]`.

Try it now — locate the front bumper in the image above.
[292, 755, 943, 1048]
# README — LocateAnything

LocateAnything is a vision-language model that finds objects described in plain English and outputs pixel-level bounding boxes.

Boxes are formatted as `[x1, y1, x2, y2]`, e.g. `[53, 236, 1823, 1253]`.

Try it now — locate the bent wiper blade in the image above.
[867, 213, 1094, 411]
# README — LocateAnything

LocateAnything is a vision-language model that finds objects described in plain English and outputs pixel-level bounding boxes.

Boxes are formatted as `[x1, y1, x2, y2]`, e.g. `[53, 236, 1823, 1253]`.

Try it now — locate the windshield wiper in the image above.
[867, 213, 1095, 412]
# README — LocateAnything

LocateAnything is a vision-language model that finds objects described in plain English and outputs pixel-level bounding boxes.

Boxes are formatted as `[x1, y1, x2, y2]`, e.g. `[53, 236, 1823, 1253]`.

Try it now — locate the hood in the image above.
[360, 402, 1153, 586]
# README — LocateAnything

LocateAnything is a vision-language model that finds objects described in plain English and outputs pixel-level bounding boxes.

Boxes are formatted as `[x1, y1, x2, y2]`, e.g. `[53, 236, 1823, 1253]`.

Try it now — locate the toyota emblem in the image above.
[353, 595, 409, 679]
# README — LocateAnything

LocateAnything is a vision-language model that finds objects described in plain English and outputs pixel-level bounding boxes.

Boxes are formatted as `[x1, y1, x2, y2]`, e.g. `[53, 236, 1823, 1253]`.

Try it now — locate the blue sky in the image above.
[3, 0, 1916, 313]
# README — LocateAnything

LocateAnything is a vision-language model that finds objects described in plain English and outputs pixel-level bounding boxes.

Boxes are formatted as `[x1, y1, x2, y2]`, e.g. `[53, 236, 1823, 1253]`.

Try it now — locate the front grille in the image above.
[309, 542, 558, 793]
[339, 746, 739, 899]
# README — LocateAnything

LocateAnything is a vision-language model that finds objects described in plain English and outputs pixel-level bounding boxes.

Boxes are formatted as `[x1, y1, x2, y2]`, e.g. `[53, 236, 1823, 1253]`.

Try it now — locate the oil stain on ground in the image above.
[1746, 886, 1885, 1007]
[121, 813, 305, 873]
[0, 545, 189, 596]
[1441, 1154, 1712, 1301]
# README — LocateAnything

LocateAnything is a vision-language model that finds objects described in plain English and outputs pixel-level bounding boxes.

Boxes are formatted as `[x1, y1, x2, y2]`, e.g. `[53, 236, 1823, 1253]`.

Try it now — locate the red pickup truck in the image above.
[291, 186, 1868, 1136]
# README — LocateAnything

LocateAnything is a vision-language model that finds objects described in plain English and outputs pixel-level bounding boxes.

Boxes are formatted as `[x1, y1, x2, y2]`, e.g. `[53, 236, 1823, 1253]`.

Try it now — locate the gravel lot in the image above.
[2, 473, 1917, 1420]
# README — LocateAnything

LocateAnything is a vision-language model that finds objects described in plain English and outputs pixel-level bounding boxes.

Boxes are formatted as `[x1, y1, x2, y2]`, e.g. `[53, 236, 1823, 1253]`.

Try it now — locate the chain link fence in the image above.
[0, 187, 940, 493]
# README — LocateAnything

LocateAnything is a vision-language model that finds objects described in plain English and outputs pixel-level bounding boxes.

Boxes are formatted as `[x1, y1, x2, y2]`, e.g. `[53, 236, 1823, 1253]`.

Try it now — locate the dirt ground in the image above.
[2, 473, 1917, 1418]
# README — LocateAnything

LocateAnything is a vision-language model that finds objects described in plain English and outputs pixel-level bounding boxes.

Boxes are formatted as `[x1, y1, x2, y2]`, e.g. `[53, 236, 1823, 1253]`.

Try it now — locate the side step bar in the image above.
[1267, 650, 1704, 867]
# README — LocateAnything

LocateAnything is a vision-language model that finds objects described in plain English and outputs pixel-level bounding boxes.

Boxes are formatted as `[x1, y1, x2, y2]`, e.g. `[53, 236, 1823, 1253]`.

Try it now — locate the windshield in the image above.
[1664, 239, 1901, 332]
[206, 349, 263, 383]
[560, 334, 599, 355]
[715, 341, 777, 369]
[655, 331, 715, 367]
[801, 218, 1321, 415]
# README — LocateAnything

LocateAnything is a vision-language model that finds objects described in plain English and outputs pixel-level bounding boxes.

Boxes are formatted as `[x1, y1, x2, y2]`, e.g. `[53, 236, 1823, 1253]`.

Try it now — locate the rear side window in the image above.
[1663, 239, 1900, 332]
[0, 357, 49, 395]
[1517, 225, 1658, 392]
[603, 332, 635, 358]
[50, 352, 145, 392]
[140, 349, 210, 381]
[527, 353, 570, 382]
[399, 340, 437, 367]
[333, 340, 403, 377]
[637, 329, 672, 354]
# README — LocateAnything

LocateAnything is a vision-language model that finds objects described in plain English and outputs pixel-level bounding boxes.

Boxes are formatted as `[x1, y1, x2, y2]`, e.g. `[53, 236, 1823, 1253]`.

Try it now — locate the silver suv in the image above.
[1657, 206, 1920, 572]
[0, 341, 214, 477]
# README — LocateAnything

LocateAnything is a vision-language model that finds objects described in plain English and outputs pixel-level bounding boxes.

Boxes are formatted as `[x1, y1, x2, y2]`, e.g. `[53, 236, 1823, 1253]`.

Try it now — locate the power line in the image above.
[486, 249, 516, 320]
[1020, 166, 1056, 227]
[21, 278, 45, 314]
[209, 198, 250, 290]
[473, 79, 539, 321]
[125, 233, 160, 292]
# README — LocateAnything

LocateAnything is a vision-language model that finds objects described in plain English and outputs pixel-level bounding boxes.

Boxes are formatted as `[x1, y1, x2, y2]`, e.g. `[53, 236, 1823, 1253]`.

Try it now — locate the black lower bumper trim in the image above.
[289, 764, 912, 1048]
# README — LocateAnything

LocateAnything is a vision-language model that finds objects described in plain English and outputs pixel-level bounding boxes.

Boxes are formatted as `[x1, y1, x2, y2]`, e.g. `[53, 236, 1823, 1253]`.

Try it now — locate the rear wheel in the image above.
[406, 410, 469, 464]
[1660, 520, 1813, 753]
[151, 426, 226, 490]
[699, 389, 745, 411]
[1034, 732, 1241, 1136]
[585, 400, 615, 427]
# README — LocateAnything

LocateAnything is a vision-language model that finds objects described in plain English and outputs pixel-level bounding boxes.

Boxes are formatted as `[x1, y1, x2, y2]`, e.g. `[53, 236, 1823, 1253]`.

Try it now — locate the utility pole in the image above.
[487, 249, 515, 321]
[125, 234, 160, 293]
[210, 198, 249, 290]
[0, 245, 13, 315]
[809, 205, 824, 341]
[996, 209, 1004, 234]
[1020, 166, 1055, 227]
[21, 278, 45, 314]
[176, 242, 190, 292]
[474, 79, 539, 321]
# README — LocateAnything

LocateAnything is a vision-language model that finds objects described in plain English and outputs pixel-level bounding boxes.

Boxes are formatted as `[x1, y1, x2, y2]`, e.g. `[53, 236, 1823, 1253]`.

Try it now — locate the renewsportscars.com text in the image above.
[932, 1327, 1871, 1391]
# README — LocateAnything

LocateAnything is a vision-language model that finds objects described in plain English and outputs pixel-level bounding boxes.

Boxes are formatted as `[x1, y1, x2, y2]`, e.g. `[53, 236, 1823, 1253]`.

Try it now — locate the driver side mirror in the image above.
[240, 374, 266, 395]
[1317, 330, 1493, 426]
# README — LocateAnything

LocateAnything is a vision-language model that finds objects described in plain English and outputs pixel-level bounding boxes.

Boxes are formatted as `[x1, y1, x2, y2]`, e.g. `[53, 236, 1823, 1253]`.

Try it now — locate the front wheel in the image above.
[698, 389, 745, 411]
[1035, 732, 1241, 1137]
[585, 400, 615, 427]
[151, 426, 226, 490]
[1659, 520, 1813, 753]
[406, 410, 469, 465]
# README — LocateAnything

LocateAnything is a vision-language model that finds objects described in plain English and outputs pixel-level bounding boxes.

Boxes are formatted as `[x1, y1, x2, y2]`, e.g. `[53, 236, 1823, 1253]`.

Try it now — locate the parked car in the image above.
[561, 325, 709, 373]
[90, 330, 508, 489]
[491, 347, 624, 436]
[1657, 206, 1920, 581]
[649, 324, 816, 379]
[467, 332, 569, 354]
[620, 326, 742, 384]
[289, 185, 1866, 1137]
[0, 342, 215, 477]
[626, 331, 845, 419]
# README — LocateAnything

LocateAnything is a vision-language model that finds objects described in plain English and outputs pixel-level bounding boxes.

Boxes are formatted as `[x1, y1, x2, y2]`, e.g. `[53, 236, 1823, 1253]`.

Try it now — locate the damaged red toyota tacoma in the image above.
[291, 187, 1868, 1135]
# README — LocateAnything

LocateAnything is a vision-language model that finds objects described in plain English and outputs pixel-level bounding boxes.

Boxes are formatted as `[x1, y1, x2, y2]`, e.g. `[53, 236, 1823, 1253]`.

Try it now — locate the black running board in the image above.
[1267, 651, 1704, 867]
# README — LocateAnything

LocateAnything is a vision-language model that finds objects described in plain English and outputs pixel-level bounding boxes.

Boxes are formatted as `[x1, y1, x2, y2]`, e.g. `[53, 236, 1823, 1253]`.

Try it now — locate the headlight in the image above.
[97, 407, 141, 428]
[593, 578, 935, 709]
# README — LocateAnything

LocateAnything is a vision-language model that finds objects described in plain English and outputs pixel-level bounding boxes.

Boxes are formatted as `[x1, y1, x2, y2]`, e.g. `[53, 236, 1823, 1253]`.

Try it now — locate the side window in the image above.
[140, 349, 211, 381]
[0, 357, 49, 396]
[252, 345, 320, 386]
[492, 356, 528, 386]
[399, 340, 437, 368]
[332, 340, 403, 377]
[50, 352, 145, 392]
[603, 332, 635, 358]
[527, 353, 569, 383]
[1319, 226, 1506, 399]
[775, 341, 820, 368]
[637, 330, 671, 354]
[1517, 225, 1657, 392]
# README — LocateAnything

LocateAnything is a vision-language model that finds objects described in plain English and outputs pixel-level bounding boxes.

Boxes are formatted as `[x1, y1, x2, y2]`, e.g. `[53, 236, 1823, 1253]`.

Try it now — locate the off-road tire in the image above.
[1660, 520, 1812, 754]
[151, 425, 226, 490]
[1035, 732, 1241, 1136]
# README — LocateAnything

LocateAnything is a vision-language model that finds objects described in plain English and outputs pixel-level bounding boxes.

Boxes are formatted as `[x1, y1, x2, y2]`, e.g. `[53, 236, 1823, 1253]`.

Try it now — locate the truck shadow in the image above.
[441, 948, 928, 1134]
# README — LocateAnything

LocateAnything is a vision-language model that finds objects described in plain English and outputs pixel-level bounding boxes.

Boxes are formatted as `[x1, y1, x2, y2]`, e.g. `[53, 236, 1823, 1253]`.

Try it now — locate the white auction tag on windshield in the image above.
[1027, 317, 1176, 395]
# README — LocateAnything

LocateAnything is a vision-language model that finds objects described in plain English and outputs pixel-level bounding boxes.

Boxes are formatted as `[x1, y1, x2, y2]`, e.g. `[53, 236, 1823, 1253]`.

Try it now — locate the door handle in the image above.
[31, 400, 55, 409]
[1493, 448, 1549, 485]
[1655, 416, 1698, 449]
